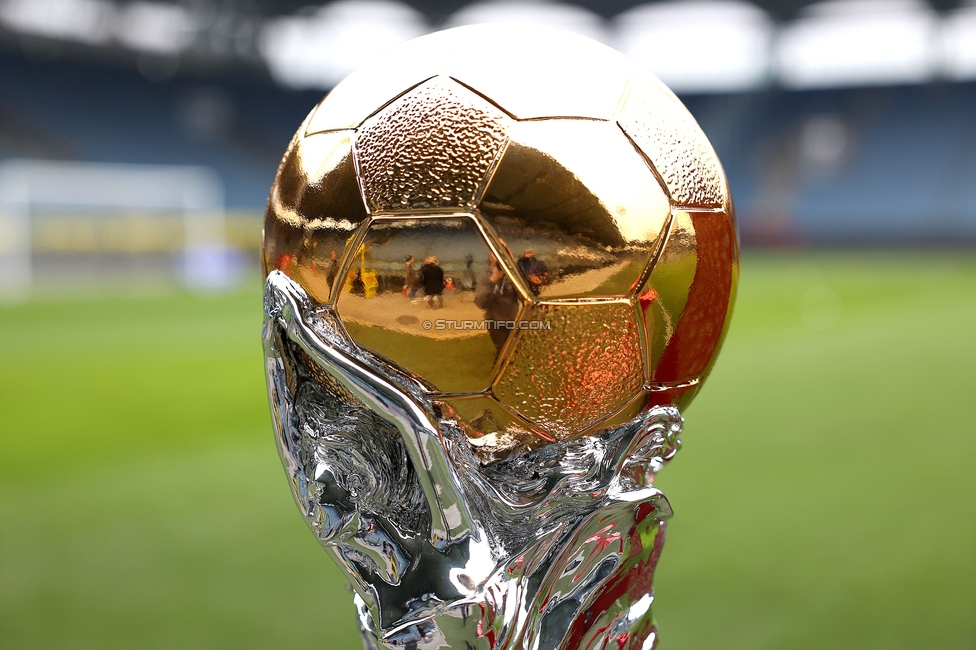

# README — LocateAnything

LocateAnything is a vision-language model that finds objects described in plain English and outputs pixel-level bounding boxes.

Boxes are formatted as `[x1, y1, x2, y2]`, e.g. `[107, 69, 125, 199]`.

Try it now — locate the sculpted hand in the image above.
[264, 272, 681, 650]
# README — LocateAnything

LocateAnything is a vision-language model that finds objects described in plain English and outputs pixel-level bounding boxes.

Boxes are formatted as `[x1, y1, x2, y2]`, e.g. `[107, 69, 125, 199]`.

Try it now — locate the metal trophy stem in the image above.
[265, 272, 681, 649]
[260, 24, 736, 649]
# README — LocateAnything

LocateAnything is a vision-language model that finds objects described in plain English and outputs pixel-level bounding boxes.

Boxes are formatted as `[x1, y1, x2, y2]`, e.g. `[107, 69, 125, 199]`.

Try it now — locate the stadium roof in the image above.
[2, 0, 975, 91]
[251, 0, 963, 20]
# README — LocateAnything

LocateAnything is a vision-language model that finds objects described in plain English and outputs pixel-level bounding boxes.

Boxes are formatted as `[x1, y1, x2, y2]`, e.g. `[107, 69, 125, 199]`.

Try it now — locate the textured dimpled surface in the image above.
[494, 302, 644, 439]
[303, 30, 457, 134]
[618, 77, 726, 208]
[263, 24, 739, 457]
[357, 78, 511, 212]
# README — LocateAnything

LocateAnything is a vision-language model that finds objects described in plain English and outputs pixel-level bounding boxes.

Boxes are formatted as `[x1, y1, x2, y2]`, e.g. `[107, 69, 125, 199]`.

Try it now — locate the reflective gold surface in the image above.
[336, 216, 522, 394]
[357, 78, 511, 213]
[650, 210, 737, 386]
[618, 76, 728, 208]
[263, 130, 366, 304]
[479, 118, 670, 299]
[263, 25, 738, 454]
[493, 301, 644, 440]
[437, 396, 543, 463]
[587, 389, 653, 434]
[638, 211, 697, 375]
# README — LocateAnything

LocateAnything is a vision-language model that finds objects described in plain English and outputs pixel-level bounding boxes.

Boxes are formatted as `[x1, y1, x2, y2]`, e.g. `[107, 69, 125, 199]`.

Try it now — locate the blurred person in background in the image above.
[476, 251, 520, 353]
[404, 255, 420, 299]
[419, 255, 444, 309]
[517, 249, 549, 296]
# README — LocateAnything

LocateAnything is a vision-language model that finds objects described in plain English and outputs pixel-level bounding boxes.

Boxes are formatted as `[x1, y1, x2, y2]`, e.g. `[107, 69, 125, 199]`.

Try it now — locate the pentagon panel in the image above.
[263, 130, 367, 304]
[304, 30, 456, 134]
[335, 216, 524, 394]
[439, 396, 541, 464]
[493, 301, 644, 440]
[478, 119, 670, 299]
[618, 76, 727, 208]
[445, 24, 633, 120]
[356, 77, 512, 213]
[652, 211, 737, 385]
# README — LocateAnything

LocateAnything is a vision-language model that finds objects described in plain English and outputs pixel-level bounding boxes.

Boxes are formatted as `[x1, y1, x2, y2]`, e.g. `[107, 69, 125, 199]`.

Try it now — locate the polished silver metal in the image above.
[264, 270, 682, 650]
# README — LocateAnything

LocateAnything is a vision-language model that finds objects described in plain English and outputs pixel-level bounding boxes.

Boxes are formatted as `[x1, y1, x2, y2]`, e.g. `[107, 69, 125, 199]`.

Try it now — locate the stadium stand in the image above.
[0, 50, 318, 209]
[687, 83, 976, 244]
[2, 48, 976, 245]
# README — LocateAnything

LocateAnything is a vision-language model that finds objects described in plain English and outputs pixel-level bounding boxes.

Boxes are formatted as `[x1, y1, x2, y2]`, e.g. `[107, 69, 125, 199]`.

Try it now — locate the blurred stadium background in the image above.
[0, 0, 974, 648]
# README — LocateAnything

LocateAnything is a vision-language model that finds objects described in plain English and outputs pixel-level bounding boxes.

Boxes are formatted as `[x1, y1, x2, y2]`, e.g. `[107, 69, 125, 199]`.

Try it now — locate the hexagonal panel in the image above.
[652, 210, 737, 384]
[637, 211, 697, 376]
[304, 29, 457, 134]
[493, 301, 644, 440]
[445, 24, 634, 120]
[577, 389, 650, 437]
[335, 216, 524, 394]
[263, 130, 368, 304]
[478, 119, 670, 299]
[617, 76, 727, 209]
[355, 77, 512, 213]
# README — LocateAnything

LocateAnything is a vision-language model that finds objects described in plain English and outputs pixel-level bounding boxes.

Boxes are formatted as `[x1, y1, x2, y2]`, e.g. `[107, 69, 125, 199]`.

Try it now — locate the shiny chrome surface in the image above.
[265, 272, 680, 650]
[262, 25, 738, 648]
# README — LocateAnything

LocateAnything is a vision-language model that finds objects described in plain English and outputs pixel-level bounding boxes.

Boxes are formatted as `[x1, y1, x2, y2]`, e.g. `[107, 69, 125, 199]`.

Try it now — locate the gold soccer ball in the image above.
[263, 25, 738, 459]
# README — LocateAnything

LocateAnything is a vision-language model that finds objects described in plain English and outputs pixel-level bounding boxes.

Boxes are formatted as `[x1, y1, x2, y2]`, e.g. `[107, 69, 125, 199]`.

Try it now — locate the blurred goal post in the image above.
[0, 159, 236, 300]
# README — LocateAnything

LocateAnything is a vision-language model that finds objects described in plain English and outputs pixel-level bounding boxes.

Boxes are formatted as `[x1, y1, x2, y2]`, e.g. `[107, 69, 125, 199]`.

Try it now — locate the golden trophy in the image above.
[262, 24, 737, 649]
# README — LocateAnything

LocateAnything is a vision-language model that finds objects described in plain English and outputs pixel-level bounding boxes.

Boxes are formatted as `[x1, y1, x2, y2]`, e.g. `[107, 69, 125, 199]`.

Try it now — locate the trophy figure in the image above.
[262, 25, 737, 650]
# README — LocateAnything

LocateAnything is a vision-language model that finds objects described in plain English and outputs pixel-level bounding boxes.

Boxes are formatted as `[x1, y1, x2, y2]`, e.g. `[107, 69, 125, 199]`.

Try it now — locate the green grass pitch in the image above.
[0, 251, 974, 649]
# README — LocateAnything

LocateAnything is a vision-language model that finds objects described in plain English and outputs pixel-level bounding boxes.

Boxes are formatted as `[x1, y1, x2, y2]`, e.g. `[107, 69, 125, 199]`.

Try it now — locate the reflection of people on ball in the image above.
[517, 249, 549, 296]
[260, 21, 739, 650]
[475, 252, 520, 352]
[403, 255, 419, 299]
[345, 244, 378, 298]
[348, 268, 366, 296]
[458, 254, 477, 302]
[419, 255, 444, 309]
[325, 249, 339, 289]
